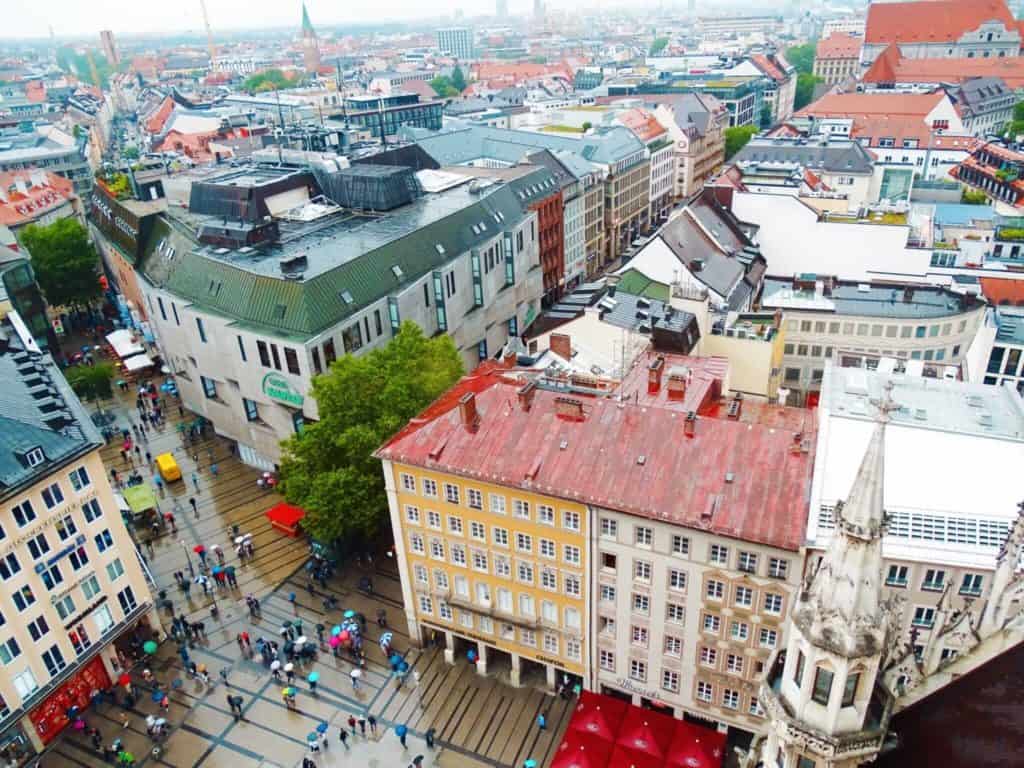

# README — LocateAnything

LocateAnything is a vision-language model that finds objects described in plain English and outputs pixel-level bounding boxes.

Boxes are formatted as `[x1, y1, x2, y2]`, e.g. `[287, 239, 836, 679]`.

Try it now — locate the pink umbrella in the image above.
[329, 635, 341, 648]
[338, 630, 350, 642]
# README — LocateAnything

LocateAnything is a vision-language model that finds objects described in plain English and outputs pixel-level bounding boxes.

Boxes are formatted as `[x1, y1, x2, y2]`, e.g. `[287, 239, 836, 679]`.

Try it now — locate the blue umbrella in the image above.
[395, 724, 408, 738]
[398, 661, 409, 673]
[307, 671, 320, 683]
[307, 732, 318, 742]
[150, 690, 165, 702]
[331, 625, 342, 636]
[389, 653, 403, 667]
[316, 722, 329, 734]
[343, 609, 356, 619]
[525, 760, 538, 768]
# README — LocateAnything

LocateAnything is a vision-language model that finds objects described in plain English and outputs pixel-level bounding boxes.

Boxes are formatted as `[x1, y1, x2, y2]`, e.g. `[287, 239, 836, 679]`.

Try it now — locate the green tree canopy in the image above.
[430, 75, 460, 98]
[122, 146, 139, 160]
[785, 43, 816, 76]
[725, 125, 758, 160]
[451, 65, 467, 93]
[243, 69, 305, 94]
[794, 73, 823, 111]
[278, 322, 464, 546]
[19, 218, 102, 311]
[65, 363, 115, 410]
[1005, 101, 1024, 138]
[649, 37, 669, 56]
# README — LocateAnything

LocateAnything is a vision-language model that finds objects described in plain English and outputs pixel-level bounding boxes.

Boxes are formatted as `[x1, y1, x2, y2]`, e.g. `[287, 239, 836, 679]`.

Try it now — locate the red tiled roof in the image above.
[865, 0, 1016, 44]
[846, 114, 973, 148]
[377, 357, 817, 551]
[616, 107, 667, 143]
[145, 96, 174, 134]
[816, 32, 863, 60]
[864, 42, 1024, 88]
[0, 171, 76, 227]
[796, 90, 947, 119]
[979, 277, 1024, 305]
[750, 54, 787, 82]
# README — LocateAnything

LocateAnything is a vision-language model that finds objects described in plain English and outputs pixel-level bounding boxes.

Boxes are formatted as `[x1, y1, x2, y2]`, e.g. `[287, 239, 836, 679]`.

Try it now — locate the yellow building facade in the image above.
[382, 460, 588, 687]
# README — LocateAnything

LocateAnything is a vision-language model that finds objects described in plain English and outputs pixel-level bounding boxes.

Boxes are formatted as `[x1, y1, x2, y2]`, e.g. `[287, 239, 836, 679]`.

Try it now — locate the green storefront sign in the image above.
[262, 372, 304, 407]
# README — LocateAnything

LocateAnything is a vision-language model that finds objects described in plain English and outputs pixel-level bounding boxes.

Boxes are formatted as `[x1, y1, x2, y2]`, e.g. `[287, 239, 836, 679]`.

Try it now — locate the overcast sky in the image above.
[5, 0, 612, 40]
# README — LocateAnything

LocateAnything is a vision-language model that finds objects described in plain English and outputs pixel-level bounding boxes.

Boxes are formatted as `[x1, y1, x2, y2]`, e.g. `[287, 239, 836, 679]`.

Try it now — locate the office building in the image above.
[0, 124, 93, 195]
[340, 93, 444, 140]
[814, 33, 863, 86]
[0, 312, 158, 761]
[437, 28, 474, 62]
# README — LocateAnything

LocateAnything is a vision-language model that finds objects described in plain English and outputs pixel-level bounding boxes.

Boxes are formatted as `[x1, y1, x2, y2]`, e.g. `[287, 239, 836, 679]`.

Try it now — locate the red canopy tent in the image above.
[608, 744, 664, 768]
[666, 720, 727, 768]
[617, 704, 676, 760]
[266, 502, 305, 537]
[569, 690, 627, 742]
[550, 731, 613, 768]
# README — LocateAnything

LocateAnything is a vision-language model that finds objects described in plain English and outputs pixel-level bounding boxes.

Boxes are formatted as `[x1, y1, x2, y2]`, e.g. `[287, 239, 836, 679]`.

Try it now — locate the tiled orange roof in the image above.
[145, 97, 174, 134]
[0, 171, 76, 227]
[796, 90, 946, 119]
[979, 277, 1024, 306]
[616, 107, 667, 143]
[816, 32, 863, 60]
[750, 54, 787, 82]
[864, 42, 1024, 88]
[865, 0, 1016, 45]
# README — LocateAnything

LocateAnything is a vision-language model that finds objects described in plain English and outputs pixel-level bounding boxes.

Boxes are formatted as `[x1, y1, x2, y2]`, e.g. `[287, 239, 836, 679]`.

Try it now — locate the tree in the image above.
[243, 69, 304, 94]
[961, 188, 989, 205]
[649, 37, 669, 56]
[451, 65, 467, 93]
[1005, 100, 1024, 138]
[18, 218, 102, 311]
[430, 76, 460, 98]
[794, 73, 823, 111]
[725, 125, 758, 160]
[760, 104, 774, 129]
[785, 43, 816, 76]
[278, 323, 464, 546]
[122, 146, 139, 160]
[582, 121, 593, 132]
[65, 363, 115, 417]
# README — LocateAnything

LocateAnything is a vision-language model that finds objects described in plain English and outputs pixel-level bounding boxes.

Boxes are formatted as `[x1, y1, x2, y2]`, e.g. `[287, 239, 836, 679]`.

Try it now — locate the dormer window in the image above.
[24, 448, 44, 468]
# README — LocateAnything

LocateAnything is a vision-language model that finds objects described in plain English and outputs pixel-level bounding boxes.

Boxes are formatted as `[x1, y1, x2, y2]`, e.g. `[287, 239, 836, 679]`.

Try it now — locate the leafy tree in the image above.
[725, 125, 758, 160]
[65, 362, 115, 416]
[278, 323, 464, 546]
[582, 121, 593, 132]
[243, 69, 304, 94]
[18, 218, 102, 311]
[785, 43, 816, 76]
[1004, 101, 1024, 138]
[122, 146, 139, 160]
[649, 37, 669, 56]
[430, 76, 460, 98]
[451, 65, 467, 93]
[961, 188, 989, 205]
[794, 73, 823, 111]
[760, 104, 774, 129]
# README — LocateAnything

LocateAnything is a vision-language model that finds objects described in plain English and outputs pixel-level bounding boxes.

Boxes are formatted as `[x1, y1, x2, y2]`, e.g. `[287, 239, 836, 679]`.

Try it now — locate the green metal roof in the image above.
[616, 268, 670, 302]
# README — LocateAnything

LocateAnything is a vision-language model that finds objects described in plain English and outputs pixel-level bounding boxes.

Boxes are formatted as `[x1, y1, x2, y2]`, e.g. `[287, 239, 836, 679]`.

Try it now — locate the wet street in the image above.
[42, 378, 572, 768]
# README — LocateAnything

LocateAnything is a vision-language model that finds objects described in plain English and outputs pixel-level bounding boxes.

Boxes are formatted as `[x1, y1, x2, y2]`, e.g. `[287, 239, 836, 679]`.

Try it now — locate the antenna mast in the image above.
[198, 0, 217, 67]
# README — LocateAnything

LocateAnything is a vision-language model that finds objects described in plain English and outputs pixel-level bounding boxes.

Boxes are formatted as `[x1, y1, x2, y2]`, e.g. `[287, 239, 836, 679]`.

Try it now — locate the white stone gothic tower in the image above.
[758, 396, 899, 768]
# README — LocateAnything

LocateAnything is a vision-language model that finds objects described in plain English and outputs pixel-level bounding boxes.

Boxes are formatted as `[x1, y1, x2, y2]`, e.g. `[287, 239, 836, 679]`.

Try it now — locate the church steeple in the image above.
[756, 383, 898, 768]
[301, 2, 320, 74]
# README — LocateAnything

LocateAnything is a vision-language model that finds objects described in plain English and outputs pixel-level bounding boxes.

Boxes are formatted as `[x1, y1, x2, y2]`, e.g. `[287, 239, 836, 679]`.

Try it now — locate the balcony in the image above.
[759, 649, 895, 760]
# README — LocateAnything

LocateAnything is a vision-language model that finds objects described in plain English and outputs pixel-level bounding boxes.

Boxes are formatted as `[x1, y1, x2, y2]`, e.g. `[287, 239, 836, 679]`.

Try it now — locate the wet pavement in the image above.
[41, 371, 570, 768]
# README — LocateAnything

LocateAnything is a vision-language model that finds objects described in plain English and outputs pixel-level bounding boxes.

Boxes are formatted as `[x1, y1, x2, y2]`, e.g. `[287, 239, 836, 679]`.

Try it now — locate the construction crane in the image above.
[86, 48, 102, 89]
[198, 0, 217, 68]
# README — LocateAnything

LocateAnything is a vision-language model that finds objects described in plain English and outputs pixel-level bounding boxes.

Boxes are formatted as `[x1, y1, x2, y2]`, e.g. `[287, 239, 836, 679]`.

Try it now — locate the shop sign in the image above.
[614, 677, 659, 700]
[262, 372, 304, 407]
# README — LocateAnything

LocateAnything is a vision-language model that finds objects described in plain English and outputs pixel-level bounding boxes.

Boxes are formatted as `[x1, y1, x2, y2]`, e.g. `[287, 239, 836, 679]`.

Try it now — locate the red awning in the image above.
[265, 502, 305, 528]
[617, 705, 675, 759]
[608, 744, 664, 768]
[569, 690, 627, 742]
[550, 731, 613, 768]
[666, 720, 727, 768]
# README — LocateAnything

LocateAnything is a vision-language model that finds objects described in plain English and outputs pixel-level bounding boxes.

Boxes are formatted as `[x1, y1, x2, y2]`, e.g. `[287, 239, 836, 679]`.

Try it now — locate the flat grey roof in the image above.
[761, 278, 979, 320]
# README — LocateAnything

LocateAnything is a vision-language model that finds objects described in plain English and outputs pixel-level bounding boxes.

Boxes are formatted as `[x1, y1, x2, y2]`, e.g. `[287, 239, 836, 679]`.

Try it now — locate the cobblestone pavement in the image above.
[40, 378, 571, 768]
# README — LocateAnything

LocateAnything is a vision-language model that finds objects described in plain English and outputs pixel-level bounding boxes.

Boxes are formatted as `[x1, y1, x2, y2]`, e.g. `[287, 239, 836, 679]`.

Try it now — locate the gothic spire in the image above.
[301, 2, 316, 37]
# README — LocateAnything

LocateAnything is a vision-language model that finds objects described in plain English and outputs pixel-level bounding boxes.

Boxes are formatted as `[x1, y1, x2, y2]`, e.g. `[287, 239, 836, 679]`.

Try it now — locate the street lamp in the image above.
[180, 540, 195, 579]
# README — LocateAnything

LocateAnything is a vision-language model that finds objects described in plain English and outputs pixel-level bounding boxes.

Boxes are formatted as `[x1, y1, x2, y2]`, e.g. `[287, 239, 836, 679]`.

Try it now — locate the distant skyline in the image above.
[3, 0, 764, 41]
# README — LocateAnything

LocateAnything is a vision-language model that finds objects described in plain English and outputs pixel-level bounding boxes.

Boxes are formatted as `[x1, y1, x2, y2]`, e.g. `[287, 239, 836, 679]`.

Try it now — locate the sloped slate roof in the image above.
[733, 139, 875, 175]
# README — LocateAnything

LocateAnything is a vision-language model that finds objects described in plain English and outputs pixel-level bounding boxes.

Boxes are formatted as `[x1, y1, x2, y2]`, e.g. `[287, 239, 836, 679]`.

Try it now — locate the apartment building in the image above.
[808, 362, 1024, 668]
[814, 33, 863, 86]
[0, 313, 157, 762]
[760, 275, 987, 404]
[647, 94, 727, 200]
[99, 164, 545, 470]
[378, 352, 818, 742]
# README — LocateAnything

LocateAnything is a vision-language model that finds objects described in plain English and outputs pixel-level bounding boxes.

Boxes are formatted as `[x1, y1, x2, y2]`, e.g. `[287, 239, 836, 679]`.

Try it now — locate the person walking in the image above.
[347, 715, 357, 735]
[349, 667, 360, 690]
[537, 712, 546, 731]
[425, 727, 436, 748]
[410, 756, 425, 768]
[191, 473, 199, 491]
[338, 729, 349, 749]
[358, 717, 366, 737]
[368, 714, 377, 735]
[189, 497, 198, 517]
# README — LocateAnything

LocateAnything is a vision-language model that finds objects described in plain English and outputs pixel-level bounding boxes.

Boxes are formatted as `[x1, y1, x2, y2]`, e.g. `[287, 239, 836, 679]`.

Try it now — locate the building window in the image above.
[117, 586, 138, 614]
[41, 483, 64, 510]
[243, 398, 259, 422]
[722, 689, 740, 710]
[513, 499, 530, 519]
[794, 650, 805, 687]
[631, 625, 648, 646]
[730, 621, 749, 641]
[886, 565, 909, 587]
[284, 348, 301, 375]
[842, 671, 860, 707]
[106, 558, 125, 581]
[634, 526, 653, 547]
[600, 649, 615, 671]
[563, 510, 581, 532]
[196, 317, 207, 343]
[629, 659, 647, 682]
[467, 489, 483, 510]
[667, 602, 685, 623]
[26, 533, 50, 560]
[237, 335, 247, 362]
[960, 573, 984, 596]
[738, 551, 757, 574]
[759, 628, 778, 648]
[201, 376, 217, 399]
[913, 607, 936, 628]
[706, 579, 724, 600]
[662, 669, 680, 693]
[669, 569, 687, 591]
[797, 757, 816, 768]
[422, 478, 437, 498]
[470, 521, 485, 541]
[764, 593, 783, 614]
[42, 644, 67, 676]
[812, 667, 834, 705]
[448, 515, 463, 535]
[0, 638, 21, 665]
[490, 494, 506, 514]
[632, 593, 650, 614]
[768, 558, 789, 579]
[634, 560, 651, 582]
[538, 505, 554, 525]
[703, 614, 721, 634]
[68, 467, 91, 492]
[601, 518, 618, 538]
[27, 616, 49, 642]
[94, 529, 114, 553]
[697, 681, 713, 703]
[0, 553, 21, 580]
[734, 586, 753, 608]
[727, 653, 743, 675]
[515, 533, 532, 553]
[709, 544, 728, 565]
[672, 535, 690, 556]
[922, 569, 946, 592]
[257, 340, 271, 367]
[12, 500, 36, 527]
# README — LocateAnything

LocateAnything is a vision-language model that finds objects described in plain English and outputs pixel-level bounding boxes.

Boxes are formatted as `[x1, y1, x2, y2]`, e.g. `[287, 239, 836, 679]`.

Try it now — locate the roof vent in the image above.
[724, 471, 735, 483]
[978, 411, 993, 427]
[636, 455, 646, 465]
[555, 396, 585, 421]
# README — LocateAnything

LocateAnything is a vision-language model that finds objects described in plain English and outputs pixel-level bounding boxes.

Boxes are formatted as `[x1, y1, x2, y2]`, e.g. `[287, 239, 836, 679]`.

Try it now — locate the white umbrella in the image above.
[234, 536, 246, 545]
[349, 668, 362, 679]
[296, 636, 307, 646]
[284, 663, 294, 673]
[270, 660, 281, 671]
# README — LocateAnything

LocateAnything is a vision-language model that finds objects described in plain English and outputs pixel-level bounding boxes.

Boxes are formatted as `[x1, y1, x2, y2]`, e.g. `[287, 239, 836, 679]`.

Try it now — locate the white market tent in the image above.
[106, 329, 145, 358]
[123, 354, 155, 372]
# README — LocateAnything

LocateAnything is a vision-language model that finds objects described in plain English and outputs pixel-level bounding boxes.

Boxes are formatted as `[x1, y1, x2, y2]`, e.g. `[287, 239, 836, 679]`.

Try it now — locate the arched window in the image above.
[842, 670, 862, 707]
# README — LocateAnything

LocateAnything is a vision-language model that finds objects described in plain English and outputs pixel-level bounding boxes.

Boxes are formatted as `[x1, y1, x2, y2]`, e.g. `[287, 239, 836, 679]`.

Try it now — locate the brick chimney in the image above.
[459, 392, 479, 431]
[549, 333, 572, 361]
[517, 381, 536, 412]
[684, 411, 697, 437]
[648, 355, 665, 393]
[555, 396, 585, 421]
[667, 369, 689, 400]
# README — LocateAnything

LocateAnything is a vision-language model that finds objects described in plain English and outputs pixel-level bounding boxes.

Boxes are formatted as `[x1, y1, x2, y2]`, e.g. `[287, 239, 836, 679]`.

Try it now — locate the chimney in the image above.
[667, 369, 689, 400]
[648, 355, 665, 393]
[549, 333, 572, 361]
[555, 396, 585, 421]
[458, 392, 479, 431]
[903, 286, 914, 303]
[517, 381, 536, 412]
[684, 411, 697, 437]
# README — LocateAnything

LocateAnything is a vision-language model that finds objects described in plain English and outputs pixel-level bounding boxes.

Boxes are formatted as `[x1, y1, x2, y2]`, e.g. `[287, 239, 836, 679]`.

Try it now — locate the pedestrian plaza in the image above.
[41, 383, 573, 768]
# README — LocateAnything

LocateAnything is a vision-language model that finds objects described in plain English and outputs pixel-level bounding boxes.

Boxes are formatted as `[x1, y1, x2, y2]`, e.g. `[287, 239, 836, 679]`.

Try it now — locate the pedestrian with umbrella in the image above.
[270, 660, 282, 681]
[307, 671, 319, 693]
[349, 667, 361, 690]
[395, 723, 408, 748]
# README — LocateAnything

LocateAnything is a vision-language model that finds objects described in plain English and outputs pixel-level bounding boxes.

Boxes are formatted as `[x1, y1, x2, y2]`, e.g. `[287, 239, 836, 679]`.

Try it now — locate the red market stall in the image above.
[550, 731, 613, 768]
[666, 721, 727, 768]
[570, 690, 627, 741]
[608, 744, 664, 768]
[29, 656, 111, 745]
[617, 705, 675, 760]
[266, 502, 306, 537]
